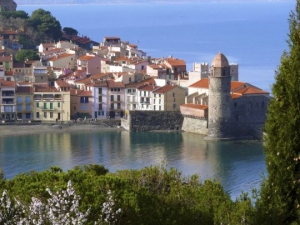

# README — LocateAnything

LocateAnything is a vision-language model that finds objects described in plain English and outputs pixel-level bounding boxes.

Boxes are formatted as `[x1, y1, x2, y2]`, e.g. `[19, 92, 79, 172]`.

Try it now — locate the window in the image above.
[17, 105, 22, 111]
[44, 112, 47, 118]
[36, 102, 39, 107]
[99, 95, 102, 102]
[173, 103, 176, 109]
[117, 95, 120, 101]
[43, 102, 47, 109]
[50, 102, 53, 110]
[159, 99, 161, 104]
[50, 112, 53, 118]
[36, 112, 39, 118]
[111, 95, 114, 101]
[17, 96, 22, 103]
[26, 113, 31, 119]
[154, 105, 156, 110]
[128, 89, 131, 93]
[261, 101, 265, 108]
[129, 78, 132, 82]
[99, 88, 102, 94]
[154, 99, 156, 104]
[117, 103, 121, 109]
[80, 97, 88, 103]
[58, 102, 60, 108]
[234, 102, 237, 107]
[110, 103, 114, 109]
[159, 106, 161, 111]
[25, 96, 30, 103]
[172, 92, 175, 97]
[99, 103, 102, 110]
[26, 104, 30, 111]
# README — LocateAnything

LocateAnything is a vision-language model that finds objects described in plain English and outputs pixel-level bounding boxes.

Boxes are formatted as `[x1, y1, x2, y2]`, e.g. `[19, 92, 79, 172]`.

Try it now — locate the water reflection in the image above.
[0, 130, 266, 199]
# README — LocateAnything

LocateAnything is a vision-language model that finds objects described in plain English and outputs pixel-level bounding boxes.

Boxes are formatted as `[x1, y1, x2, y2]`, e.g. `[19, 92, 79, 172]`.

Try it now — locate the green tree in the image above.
[15, 49, 39, 62]
[256, 1, 300, 224]
[63, 27, 78, 36]
[0, 10, 29, 19]
[26, 8, 62, 43]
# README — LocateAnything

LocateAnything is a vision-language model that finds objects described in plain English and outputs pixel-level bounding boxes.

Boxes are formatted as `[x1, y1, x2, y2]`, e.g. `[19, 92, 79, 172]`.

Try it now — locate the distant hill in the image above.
[14, 0, 274, 5]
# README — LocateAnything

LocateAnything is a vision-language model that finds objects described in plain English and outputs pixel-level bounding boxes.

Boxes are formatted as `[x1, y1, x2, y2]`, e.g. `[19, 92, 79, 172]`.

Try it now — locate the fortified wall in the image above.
[121, 111, 183, 132]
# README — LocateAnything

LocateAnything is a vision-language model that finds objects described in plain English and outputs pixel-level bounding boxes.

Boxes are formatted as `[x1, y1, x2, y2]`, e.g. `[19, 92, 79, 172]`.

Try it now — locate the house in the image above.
[107, 81, 125, 118]
[45, 53, 76, 70]
[125, 77, 156, 111]
[0, 55, 13, 72]
[33, 84, 70, 121]
[88, 81, 108, 119]
[16, 85, 33, 120]
[70, 89, 93, 119]
[77, 54, 101, 75]
[0, 79, 16, 121]
[152, 84, 186, 111]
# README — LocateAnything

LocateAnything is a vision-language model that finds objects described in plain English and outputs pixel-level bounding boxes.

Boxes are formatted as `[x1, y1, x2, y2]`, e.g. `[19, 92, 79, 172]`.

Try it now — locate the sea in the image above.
[1, 1, 294, 200]
[18, 0, 295, 93]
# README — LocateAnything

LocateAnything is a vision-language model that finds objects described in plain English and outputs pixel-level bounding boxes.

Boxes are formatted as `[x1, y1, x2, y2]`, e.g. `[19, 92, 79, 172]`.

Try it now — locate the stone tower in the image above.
[206, 52, 232, 140]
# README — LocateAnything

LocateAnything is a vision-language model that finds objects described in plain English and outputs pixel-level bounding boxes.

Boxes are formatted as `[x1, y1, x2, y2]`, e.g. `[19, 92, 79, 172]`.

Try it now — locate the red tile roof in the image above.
[78, 55, 95, 61]
[189, 78, 209, 89]
[108, 81, 125, 88]
[153, 84, 177, 94]
[181, 103, 208, 110]
[56, 80, 71, 88]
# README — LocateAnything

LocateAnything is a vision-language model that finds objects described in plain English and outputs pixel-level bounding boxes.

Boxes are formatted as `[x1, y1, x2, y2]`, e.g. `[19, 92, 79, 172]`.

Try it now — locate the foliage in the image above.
[0, 10, 29, 19]
[15, 49, 39, 62]
[63, 27, 78, 36]
[26, 8, 62, 43]
[0, 164, 256, 224]
[255, 1, 300, 224]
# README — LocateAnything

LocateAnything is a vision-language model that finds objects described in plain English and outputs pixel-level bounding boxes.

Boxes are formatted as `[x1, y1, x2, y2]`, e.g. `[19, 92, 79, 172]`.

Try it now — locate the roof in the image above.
[47, 53, 74, 62]
[189, 78, 209, 89]
[108, 81, 125, 88]
[125, 78, 156, 88]
[16, 86, 33, 94]
[34, 84, 59, 92]
[0, 80, 15, 87]
[233, 86, 269, 95]
[138, 85, 157, 91]
[164, 58, 186, 66]
[211, 52, 229, 67]
[78, 55, 95, 61]
[153, 84, 177, 94]
[181, 104, 208, 110]
[231, 81, 246, 91]
[42, 43, 55, 48]
[56, 80, 71, 88]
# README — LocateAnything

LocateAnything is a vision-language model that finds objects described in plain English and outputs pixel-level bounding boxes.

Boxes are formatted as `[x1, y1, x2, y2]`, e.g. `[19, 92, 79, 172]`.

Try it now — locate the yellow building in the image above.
[16, 85, 33, 120]
[33, 84, 70, 122]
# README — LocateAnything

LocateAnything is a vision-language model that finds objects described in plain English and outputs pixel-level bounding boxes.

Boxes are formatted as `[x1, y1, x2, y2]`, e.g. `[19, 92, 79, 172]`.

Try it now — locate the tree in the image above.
[15, 49, 39, 62]
[26, 9, 62, 43]
[0, 10, 29, 19]
[256, 1, 300, 224]
[63, 27, 78, 36]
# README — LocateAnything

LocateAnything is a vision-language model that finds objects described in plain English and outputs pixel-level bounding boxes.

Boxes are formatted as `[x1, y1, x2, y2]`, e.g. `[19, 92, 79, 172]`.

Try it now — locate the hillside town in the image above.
[0, 0, 271, 139]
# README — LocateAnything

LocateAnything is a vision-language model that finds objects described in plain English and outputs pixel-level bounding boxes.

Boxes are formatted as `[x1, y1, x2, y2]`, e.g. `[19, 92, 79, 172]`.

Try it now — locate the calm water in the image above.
[0, 130, 265, 200]
[19, 1, 294, 93]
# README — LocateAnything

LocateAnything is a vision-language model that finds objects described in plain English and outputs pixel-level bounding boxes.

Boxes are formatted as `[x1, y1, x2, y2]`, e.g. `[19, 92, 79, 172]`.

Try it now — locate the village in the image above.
[0, 29, 271, 139]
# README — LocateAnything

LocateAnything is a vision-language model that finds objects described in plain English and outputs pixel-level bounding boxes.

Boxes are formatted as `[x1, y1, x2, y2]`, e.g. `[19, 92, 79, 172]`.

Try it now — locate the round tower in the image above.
[206, 52, 232, 140]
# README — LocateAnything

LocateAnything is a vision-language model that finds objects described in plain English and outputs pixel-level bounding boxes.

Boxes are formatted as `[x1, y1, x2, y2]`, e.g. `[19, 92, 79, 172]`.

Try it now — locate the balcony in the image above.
[2, 100, 14, 105]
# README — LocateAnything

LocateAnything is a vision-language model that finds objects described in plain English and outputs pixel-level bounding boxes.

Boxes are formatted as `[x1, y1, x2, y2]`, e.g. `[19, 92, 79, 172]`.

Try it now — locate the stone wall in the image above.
[121, 111, 183, 132]
[181, 116, 208, 135]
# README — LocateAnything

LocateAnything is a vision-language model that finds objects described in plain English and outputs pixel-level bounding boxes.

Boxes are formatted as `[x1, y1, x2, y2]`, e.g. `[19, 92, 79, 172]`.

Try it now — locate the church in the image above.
[180, 52, 270, 140]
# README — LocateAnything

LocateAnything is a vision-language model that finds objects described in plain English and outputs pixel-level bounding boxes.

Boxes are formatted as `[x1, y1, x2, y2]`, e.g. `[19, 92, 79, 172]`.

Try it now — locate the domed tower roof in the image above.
[211, 52, 229, 67]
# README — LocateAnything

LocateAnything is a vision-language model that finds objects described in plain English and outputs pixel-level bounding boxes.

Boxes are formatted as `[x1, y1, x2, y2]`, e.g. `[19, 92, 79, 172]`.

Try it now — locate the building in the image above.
[33, 84, 70, 122]
[16, 85, 33, 121]
[180, 52, 270, 140]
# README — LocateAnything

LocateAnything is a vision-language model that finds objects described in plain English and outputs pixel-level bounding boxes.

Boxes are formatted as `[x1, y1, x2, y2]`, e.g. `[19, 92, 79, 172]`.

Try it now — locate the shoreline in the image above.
[0, 123, 124, 137]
